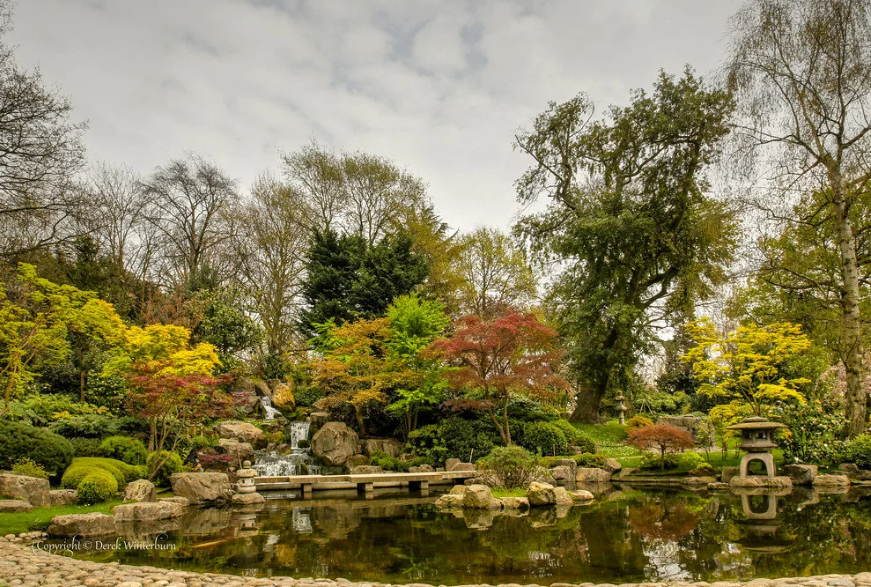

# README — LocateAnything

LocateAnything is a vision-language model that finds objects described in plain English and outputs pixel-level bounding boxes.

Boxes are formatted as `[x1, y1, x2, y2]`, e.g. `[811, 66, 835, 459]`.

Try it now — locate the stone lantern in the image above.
[729, 416, 786, 478]
[615, 393, 627, 426]
[236, 460, 258, 494]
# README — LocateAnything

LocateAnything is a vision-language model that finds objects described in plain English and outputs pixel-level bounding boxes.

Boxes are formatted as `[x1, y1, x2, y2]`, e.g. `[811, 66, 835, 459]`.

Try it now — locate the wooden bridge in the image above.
[254, 470, 476, 496]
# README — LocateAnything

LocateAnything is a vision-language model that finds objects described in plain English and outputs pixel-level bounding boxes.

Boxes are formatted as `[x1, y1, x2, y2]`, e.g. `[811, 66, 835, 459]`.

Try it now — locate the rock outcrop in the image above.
[783, 464, 818, 485]
[0, 474, 50, 507]
[527, 481, 557, 506]
[213, 421, 267, 448]
[113, 502, 183, 522]
[169, 472, 234, 505]
[462, 484, 501, 509]
[311, 422, 361, 467]
[47, 513, 115, 537]
[123, 479, 156, 503]
[362, 438, 404, 458]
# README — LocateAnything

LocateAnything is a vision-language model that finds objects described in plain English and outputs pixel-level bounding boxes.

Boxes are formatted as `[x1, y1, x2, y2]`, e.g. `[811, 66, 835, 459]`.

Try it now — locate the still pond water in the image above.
[72, 487, 871, 584]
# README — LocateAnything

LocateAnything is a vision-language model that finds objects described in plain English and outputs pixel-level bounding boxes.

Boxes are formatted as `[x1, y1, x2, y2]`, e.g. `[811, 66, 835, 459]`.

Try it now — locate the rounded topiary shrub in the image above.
[0, 419, 74, 476]
[76, 469, 118, 504]
[146, 451, 184, 487]
[626, 415, 654, 434]
[100, 436, 147, 465]
[520, 421, 568, 456]
[60, 457, 143, 489]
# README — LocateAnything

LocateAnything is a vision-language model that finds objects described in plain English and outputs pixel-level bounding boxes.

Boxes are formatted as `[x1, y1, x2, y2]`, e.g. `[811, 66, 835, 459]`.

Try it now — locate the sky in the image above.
[10, 0, 740, 233]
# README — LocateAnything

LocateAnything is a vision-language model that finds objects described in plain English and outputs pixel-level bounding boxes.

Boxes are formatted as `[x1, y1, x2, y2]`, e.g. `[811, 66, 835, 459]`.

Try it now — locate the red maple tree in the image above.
[626, 424, 695, 471]
[428, 312, 568, 445]
[126, 362, 234, 480]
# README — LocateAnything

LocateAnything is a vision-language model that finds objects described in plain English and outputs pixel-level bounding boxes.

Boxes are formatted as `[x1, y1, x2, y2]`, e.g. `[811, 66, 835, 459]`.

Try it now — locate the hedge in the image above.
[0, 420, 74, 475]
[60, 457, 143, 489]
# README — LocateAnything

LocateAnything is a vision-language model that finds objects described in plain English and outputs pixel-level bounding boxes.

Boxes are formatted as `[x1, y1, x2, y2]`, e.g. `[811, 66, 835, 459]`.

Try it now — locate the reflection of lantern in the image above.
[237, 460, 258, 494]
[728, 417, 786, 478]
[615, 394, 627, 426]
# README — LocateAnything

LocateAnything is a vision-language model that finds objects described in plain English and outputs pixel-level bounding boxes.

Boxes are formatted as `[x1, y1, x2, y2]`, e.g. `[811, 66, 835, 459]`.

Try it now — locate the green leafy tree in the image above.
[727, 0, 871, 436]
[514, 69, 737, 422]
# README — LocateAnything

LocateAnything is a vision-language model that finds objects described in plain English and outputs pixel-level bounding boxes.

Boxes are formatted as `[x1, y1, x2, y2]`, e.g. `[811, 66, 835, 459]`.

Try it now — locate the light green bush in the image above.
[76, 469, 118, 504]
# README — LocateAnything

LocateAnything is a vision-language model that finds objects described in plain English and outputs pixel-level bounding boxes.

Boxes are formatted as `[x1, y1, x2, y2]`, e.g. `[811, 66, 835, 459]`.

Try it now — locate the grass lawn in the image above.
[0, 500, 123, 536]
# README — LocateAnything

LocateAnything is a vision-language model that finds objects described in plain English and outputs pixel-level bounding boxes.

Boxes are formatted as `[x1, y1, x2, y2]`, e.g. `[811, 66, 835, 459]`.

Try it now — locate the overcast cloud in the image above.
[10, 0, 739, 232]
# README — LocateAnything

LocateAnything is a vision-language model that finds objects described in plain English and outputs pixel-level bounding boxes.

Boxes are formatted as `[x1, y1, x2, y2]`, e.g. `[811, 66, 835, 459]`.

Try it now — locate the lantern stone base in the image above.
[739, 451, 775, 478]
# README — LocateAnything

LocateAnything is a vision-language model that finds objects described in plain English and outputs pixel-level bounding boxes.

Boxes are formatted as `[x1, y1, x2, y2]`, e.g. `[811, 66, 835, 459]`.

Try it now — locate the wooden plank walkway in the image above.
[255, 470, 477, 495]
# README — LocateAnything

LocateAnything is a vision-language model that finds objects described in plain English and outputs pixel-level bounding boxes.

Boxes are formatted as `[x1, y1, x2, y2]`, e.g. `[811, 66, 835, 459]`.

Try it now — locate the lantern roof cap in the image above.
[728, 416, 786, 431]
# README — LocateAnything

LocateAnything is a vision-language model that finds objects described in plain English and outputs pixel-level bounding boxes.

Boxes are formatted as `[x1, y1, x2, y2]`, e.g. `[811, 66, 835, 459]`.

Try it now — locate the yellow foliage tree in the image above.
[103, 323, 219, 377]
[682, 318, 811, 416]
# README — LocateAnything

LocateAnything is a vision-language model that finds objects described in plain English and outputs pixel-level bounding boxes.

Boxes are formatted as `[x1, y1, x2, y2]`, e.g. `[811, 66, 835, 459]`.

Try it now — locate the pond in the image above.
[68, 487, 871, 585]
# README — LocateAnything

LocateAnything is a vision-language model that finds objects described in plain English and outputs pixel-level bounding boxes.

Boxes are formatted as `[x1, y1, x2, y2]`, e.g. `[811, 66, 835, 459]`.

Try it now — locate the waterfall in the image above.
[254, 419, 315, 477]
[290, 421, 310, 450]
[259, 396, 282, 420]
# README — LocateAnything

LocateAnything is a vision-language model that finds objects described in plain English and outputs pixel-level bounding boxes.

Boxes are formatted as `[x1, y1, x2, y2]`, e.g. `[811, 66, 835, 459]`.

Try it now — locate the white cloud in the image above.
[9, 0, 740, 232]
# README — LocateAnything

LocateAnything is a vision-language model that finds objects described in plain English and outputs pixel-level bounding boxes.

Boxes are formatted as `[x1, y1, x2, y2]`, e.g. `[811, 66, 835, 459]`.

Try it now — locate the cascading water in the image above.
[254, 419, 321, 476]
[259, 396, 282, 420]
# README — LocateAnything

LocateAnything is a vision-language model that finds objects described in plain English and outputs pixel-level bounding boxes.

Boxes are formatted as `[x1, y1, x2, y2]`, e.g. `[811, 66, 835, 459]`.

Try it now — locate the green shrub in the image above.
[626, 415, 654, 434]
[477, 446, 541, 488]
[640, 453, 678, 470]
[844, 434, 871, 470]
[298, 439, 311, 449]
[574, 452, 608, 468]
[49, 414, 116, 439]
[11, 458, 48, 479]
[520, 421, 568, 456]
[76, 469, 118, 504]
[778, 399, 845, 466]
[61, 457, 142, 488]
[188, 433, 218, 451]
[293, 386, 324, 408]
[100, 436, 147, 465]
[551, 420, 596, 453]
[146, 451, 184, 487]
[0, 420, 74, 475]
[67, 437, 104, 457]
[680, 452, 706, 469]
[369, 451, 411, 472]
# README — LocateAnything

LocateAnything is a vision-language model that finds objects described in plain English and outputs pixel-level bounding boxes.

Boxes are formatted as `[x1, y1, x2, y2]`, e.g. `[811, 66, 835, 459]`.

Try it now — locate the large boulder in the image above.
[215, 438, 255, 467]
[569, 490, 595, 503]
[500, 496, 530, 509]
[362, 438, 404, 458]
[553, 486, 573, 506]
[47, 513, 115, 537]
[345, 454, 370, 469]
[813, 474, 851, 487]
[169, 472, 234, 505]
[449, 463, 476, 472]
[409, 464, 435, 473]
[0, 474, 50, 507]
[445, 458, 461, 471]
[783, 464, 818, 485]
[231, 493, 266, 505]
[839, 463, 871, 481]
[123, 479, 156, 503]
[311, 422, 361, 467]
[576, 468, 611, 484]
[527, 481, 557, 506]
[551, 466, 575, 484]
[721, 466, 740, 483]
[213, 420, 267, 448]
[462, 484, 501, 509]
[435, 494, 464, 508]
[0, 500, 32, 513]
[49, 489, 77, 506]
[159, 496, 190, 507]
[729, 476, 793, 490]
[602, 458, 622, 474]
[113, 502, 183, 522]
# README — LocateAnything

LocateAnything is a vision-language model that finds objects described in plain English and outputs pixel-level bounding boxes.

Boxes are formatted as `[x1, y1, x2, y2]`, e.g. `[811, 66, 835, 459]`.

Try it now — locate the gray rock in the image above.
[813, 474, 851, 487]
[449, 485, 468, 496]
[721, 466, 740, 483]
[729, 476, 793, 490]
[445, 458, 461, 471]
[362, 438, 404, 458]
[123, 479, 156, 503]
[569, 490, 595, 503]
[169, 472, 233, 505]
[231, 492, 266, 505]
[215, 438, 255, 467]
[576, 468, 611, 484]
[0, 473, 50, 507]
[158, 496, 190, 506]
[213, 420, 267, 448]
[435, 494, 464, 508]
[49, 489, 77, 506]
[449, 462, 476, 472]
[783, 464, 818, 485]
[311, 422, 361, 467]
[0, 499, 32, 513]
[309, 411, 330, 428]
[47, 513, 115, 537]
[527, 481, 557, 506]
[462, 484, 501, 509]
[553, 486, 573, 506]
[602, 458, 622, 474]
[409, 464, 436, 473]
[113, 502, 183, 522]
[500, 496, 530, 509]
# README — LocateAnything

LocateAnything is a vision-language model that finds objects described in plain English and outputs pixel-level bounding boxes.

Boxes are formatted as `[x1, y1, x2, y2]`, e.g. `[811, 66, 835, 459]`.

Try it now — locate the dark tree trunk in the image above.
[570, 382, 605, 423]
